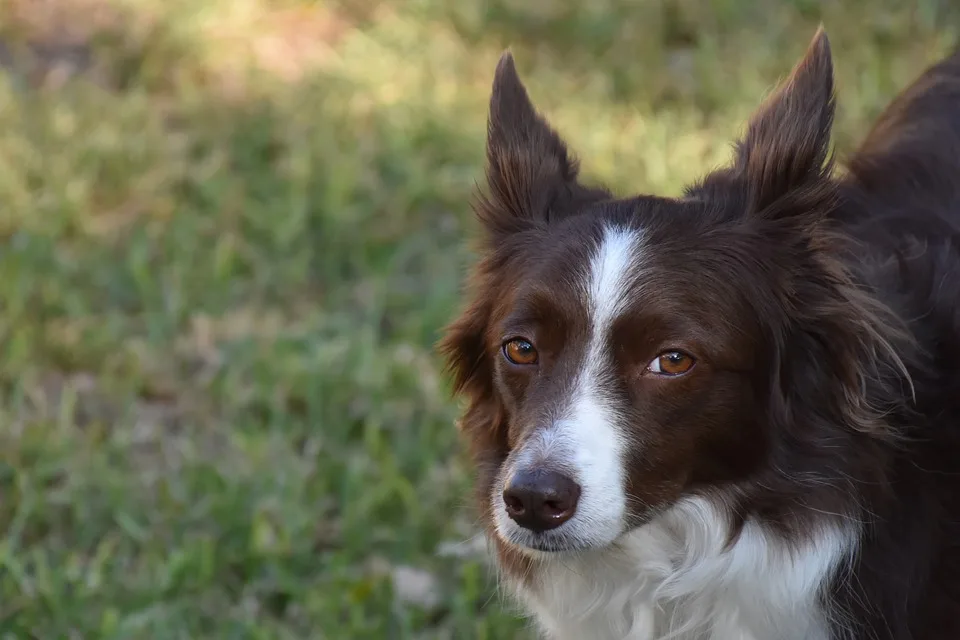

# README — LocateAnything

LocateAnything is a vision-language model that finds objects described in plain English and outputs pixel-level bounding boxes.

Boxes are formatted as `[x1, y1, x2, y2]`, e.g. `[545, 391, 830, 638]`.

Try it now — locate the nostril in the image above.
[503, 491, 526, 516]
[542, 499, 567, 517]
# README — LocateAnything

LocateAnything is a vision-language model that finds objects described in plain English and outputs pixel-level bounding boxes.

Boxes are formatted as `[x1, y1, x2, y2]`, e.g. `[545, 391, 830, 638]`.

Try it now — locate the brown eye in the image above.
[647, 351, 695, 376]
[503, 338, 538, 365]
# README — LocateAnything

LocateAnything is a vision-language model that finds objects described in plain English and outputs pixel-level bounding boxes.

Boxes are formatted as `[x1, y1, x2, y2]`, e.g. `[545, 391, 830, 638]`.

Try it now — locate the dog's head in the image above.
[440, 30, 907, 557]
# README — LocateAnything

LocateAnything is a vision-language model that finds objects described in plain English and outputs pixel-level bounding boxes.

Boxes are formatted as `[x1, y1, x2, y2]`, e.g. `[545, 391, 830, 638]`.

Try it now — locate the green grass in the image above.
[0, 0, 954, 637]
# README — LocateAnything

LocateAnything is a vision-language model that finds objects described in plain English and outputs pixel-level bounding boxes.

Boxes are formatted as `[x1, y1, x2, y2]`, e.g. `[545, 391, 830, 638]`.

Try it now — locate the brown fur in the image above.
[441, 29, 960, 637]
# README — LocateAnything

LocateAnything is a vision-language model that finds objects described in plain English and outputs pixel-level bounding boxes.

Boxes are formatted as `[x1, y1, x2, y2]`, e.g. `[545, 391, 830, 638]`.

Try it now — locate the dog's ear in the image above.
[734, 28, 835, 214]
[479, 52, 606, 236]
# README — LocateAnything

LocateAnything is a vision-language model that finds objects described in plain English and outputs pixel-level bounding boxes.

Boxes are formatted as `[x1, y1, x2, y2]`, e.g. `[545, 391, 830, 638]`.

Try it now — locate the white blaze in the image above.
[496, 225, 643, 549]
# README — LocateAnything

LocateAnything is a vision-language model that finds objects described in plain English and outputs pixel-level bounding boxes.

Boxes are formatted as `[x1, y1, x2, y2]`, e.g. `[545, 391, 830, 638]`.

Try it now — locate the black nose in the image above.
[502, 469, 581, 532]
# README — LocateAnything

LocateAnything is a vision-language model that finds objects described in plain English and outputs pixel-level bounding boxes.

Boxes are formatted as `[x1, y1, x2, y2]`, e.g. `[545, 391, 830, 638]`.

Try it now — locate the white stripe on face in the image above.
[497, 225, 643, 550]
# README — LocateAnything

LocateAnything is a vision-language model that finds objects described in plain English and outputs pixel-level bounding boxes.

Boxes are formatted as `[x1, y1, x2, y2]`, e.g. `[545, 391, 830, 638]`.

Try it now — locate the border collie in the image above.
[440, 27, 960, 640]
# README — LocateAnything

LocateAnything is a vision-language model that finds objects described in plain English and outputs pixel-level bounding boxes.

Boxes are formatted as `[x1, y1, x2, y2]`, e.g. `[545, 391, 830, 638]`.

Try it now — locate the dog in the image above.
[439, 27, 960, 640]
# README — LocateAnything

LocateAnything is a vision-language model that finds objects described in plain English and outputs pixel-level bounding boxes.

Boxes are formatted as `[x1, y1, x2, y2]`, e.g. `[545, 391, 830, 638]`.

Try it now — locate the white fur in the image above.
[508, 496, 857, 640]
[494, 226, 643, 550]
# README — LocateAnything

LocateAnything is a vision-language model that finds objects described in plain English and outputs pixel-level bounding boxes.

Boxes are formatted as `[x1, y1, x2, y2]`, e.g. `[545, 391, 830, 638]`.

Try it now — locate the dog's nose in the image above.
[502, 469, 581, 532]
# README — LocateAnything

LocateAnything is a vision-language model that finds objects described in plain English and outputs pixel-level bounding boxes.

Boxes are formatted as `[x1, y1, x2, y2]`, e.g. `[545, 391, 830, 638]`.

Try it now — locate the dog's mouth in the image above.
[492, 504, 627, 555]
[498, 528, 596, 555]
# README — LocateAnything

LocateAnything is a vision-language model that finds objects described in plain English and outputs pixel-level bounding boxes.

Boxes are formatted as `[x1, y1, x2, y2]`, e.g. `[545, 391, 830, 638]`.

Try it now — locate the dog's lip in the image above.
[517, 539, 569, 553]
[497, 529, 597, 555]
[512, 540, 585, 557]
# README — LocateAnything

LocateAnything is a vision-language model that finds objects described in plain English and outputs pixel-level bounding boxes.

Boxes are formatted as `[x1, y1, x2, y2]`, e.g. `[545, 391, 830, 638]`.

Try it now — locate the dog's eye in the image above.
[503, 338, 539, 365]
[647, 351, 695, 376]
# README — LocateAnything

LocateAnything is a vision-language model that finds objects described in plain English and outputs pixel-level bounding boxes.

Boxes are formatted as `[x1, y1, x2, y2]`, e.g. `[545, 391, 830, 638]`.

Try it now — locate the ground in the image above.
[0, 0, 954, 638]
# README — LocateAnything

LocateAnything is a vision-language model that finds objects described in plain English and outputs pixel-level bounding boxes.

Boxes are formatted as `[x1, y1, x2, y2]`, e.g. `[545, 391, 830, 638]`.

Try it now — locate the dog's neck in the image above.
[499, 495, 856, 640]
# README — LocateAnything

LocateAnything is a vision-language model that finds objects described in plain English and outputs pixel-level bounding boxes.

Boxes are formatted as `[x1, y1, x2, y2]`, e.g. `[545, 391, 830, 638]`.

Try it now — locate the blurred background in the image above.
[0, 0, 955, 638]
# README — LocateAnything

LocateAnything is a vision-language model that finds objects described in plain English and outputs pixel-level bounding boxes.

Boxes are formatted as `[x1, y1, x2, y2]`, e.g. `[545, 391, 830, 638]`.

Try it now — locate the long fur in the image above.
[441, 29, 960, 640]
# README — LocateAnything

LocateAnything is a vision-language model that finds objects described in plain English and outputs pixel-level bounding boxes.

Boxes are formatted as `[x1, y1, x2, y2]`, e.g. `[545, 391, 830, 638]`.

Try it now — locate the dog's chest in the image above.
[507, 500, 849, 640]
[519, 564, 763, 640]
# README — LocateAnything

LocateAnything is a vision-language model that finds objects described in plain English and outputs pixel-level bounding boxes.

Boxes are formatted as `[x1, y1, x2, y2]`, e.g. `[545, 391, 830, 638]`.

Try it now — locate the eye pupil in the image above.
[652, 350, 694, 376]
[504, 338, 538, 365]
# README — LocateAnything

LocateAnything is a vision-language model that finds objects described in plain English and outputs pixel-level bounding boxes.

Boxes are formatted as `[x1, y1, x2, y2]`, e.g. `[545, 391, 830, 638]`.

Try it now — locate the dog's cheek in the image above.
[621, 427, 694, 520]
[635, 380, 763, 494]
[491, 369, 534, 447]
[616, 389, 727, 515]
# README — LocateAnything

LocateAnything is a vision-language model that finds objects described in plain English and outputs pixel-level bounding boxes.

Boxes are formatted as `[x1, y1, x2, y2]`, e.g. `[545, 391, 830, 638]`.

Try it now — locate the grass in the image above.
[0, 0, 954, 637]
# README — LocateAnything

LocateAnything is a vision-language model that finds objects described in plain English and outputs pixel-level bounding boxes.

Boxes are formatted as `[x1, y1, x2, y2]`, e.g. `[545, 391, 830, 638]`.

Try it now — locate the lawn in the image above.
[0, 0, 955, 638]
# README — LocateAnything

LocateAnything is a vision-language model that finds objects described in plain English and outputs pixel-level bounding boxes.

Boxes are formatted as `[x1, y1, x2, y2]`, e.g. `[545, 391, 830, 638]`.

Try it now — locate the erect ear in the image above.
[734, 28, 836, 214]
[479, 52, 607, 236]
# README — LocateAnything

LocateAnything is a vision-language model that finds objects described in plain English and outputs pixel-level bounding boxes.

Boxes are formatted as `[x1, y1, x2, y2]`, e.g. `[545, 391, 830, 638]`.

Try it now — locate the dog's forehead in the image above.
[508, 215, 645, 326]
[509, 198, 749, 334]
[543, 194, 706, 255]
[529, 197, 685, 289]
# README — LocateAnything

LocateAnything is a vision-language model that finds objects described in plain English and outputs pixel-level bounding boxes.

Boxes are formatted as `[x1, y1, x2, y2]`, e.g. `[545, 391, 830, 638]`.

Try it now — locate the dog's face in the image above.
[442, 31, 900, 555]
[480, 205, 771, 552]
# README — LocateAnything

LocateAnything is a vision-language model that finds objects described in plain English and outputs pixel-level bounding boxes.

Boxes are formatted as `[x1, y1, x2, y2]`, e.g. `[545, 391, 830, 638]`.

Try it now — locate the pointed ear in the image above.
[479, 52, 606, 235]
[734, 28, 836, 213]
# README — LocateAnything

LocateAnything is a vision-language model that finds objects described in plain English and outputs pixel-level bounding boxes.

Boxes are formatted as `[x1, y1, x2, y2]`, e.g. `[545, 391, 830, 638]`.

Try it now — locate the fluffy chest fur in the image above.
[509, 498, 855, 640]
